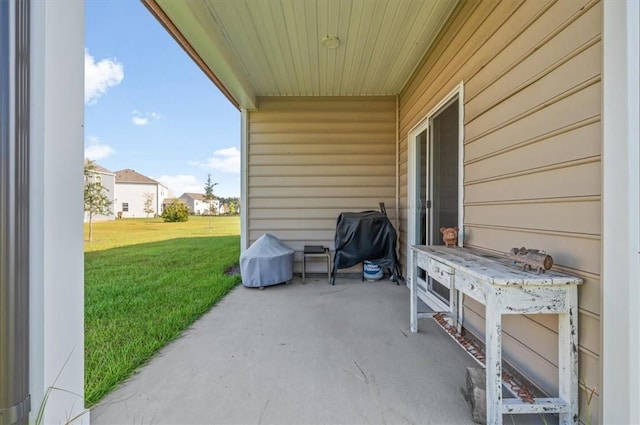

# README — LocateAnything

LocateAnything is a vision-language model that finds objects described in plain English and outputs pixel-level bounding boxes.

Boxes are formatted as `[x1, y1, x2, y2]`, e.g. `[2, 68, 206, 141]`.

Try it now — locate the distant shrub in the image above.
[161, 200, 189, 222]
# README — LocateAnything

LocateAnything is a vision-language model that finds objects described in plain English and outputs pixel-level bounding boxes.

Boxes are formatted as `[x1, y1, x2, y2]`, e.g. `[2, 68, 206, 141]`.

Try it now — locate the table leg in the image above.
[302, 255, 306, 284]
[485, 289, 503, 425]
[559, 286, 579, 424]
[410, 250, 418, 333]
[452, 288, 460, 333]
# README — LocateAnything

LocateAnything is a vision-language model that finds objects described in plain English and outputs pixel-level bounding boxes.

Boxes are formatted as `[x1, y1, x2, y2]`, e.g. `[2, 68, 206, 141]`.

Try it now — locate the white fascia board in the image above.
[156, 0, 257, 110]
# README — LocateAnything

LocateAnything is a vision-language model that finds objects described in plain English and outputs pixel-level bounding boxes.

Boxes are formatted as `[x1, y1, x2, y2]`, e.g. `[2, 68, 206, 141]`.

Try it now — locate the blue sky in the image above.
[85, 0, 241, 198]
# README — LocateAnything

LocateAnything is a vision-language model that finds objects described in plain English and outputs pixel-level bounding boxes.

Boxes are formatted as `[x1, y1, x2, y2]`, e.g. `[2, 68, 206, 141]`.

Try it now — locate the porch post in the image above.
[29, 0, 86, 422]
[240, 108, 248, 252]
[602, 1, 640, 424]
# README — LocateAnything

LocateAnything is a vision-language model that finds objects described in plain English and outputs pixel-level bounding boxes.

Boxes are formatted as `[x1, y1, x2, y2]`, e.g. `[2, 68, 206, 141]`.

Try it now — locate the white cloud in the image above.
[132, 116, 149, 126]
[84, 49, 124, 104]
[155, 175, 203, 198]
[131, 110, 160, 126]
[190, 147, 240, 173]
[85, 136, 115, 160]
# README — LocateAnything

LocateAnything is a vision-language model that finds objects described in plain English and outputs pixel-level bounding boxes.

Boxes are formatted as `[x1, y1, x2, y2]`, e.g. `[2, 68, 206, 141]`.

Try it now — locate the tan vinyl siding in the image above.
[398, 1, 602, 422]
[247, 96, 396, 273]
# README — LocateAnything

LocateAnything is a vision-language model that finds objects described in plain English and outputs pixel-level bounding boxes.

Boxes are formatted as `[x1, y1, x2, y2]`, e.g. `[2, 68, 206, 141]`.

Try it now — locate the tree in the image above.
[219, 197, 239, 215]
[143, 192, 155, 223]
[161, 199, 189, 222]
[217, 197, 239, 215]
[203, 173, 218, 227]
[84, 160, 113, 242]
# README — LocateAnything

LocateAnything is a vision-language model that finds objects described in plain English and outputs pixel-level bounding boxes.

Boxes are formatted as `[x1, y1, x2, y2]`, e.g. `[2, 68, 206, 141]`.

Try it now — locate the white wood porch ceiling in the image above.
[152, 0, 459, 109]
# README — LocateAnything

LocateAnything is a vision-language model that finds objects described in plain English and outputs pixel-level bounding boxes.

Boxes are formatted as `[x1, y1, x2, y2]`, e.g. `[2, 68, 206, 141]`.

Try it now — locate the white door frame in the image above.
[406, 82, 464, 313]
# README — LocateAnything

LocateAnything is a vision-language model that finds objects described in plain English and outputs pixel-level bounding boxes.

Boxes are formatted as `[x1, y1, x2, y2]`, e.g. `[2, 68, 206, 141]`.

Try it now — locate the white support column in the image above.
[240, 108, 248, 252]
[29, 1, 86, 423]
[602, 2, 640, 425]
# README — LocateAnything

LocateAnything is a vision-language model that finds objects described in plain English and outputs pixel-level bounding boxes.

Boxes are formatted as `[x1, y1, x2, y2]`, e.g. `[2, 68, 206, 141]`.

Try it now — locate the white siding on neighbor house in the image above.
[85, 172, 116, 222]
[211, 199, 220, 214]
[179, 195, 221, 215]
[116, 183, 167, 218]
[199, 199, 219, 214]
[247, 96, 396, 273]
[193, 199, 207, 214]
[398, 0, 602, 423]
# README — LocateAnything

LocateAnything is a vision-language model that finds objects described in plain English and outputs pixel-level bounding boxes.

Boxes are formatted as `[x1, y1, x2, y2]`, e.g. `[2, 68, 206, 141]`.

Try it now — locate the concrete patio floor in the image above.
[91, 276, 478, 425]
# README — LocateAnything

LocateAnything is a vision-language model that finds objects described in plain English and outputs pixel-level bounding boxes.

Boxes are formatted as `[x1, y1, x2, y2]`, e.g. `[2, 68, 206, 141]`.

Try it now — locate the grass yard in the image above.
[84, 215, 240, 252]
[84, 216, 241, 406]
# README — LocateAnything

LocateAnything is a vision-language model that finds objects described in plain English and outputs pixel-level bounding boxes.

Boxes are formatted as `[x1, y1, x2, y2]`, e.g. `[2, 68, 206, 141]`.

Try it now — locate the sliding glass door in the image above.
[409, 90, 461, 312]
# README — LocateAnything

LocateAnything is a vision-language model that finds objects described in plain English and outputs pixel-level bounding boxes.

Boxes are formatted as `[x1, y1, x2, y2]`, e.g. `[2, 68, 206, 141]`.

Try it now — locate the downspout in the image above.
[0, 0, 31, 423]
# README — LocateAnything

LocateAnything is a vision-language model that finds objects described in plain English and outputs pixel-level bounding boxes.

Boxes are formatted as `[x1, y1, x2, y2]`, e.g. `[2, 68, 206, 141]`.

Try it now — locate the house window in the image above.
[122, 202, 129, 212]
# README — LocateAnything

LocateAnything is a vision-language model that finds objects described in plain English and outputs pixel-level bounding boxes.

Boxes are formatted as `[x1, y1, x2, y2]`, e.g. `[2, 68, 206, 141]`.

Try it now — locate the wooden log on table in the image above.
[508, 247, 553, 274]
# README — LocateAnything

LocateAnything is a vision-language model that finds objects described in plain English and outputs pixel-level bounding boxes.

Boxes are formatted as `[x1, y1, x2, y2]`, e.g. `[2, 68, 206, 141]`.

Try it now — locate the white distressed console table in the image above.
[409, 245, 583, 425]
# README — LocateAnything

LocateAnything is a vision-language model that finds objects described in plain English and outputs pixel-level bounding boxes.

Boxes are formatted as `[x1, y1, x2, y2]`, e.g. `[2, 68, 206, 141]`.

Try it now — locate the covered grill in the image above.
[331, 211, 399, 285]
[240, 233, 294, 288]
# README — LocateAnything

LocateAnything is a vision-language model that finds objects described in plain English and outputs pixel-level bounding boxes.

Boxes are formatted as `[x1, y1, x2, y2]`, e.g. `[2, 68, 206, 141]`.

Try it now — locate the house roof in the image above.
[180, 193, 219, 201]
[141, 0, 459, 110]
[114, 169, 163, 186]
[85, 160, 114, 175]
[180, 192, 205, 201]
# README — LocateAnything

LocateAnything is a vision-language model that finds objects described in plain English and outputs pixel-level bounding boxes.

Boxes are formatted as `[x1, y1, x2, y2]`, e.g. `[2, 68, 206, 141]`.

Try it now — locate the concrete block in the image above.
[465, 367, 487, 424]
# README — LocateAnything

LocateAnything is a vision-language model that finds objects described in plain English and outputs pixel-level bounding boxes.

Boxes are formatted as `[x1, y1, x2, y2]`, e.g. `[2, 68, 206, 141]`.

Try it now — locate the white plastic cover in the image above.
[240, 233, 294, 287]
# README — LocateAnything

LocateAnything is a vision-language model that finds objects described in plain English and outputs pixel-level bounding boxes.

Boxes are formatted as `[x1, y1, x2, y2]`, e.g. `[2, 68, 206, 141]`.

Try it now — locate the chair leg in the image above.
[326, 253, 331, 284]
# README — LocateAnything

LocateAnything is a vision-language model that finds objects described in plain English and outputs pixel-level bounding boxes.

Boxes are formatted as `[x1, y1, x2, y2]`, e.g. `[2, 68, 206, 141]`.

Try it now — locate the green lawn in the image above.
[84, 215, 240, 252]
[84, 216, 241, 406]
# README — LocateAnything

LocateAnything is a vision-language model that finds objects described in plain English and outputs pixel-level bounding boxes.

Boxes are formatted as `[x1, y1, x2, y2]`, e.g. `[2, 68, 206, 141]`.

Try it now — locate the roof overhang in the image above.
[142, 0, 459, 110]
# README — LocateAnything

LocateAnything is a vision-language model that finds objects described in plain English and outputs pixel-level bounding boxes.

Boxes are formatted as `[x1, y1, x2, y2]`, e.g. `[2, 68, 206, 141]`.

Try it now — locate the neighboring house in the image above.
[114, 169, 168, 218]
[84, 161, 116, 221]
[179, 192, 220, 215]
[143, 2, 639, 424]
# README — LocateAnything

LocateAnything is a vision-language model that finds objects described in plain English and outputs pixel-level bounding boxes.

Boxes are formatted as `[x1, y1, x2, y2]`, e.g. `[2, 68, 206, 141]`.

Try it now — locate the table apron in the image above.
[492, 286, 568, 315]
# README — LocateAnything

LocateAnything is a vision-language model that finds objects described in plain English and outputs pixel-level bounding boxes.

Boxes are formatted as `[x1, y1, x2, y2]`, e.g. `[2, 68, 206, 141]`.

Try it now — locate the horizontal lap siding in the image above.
[398, 1, 602, 422]
[248, 97, 396, 273]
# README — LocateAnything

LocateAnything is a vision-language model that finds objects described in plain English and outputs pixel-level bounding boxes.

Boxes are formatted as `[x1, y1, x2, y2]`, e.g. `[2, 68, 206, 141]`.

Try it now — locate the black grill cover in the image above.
[331, 211, 399, 284]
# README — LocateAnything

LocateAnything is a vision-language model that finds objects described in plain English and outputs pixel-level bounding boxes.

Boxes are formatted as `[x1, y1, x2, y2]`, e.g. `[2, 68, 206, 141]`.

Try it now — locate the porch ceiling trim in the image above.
[141, 0, 459, 110]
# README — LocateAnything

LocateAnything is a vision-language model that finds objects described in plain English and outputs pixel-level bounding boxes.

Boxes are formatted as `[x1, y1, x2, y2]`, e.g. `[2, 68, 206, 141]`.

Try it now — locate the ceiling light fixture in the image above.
[322, 35, 340, 49]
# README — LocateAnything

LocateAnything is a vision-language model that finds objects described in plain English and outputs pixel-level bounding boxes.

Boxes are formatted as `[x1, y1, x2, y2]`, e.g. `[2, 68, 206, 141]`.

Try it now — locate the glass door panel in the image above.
[427, 99, 459, 308]
[415, 129, 428, 283]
